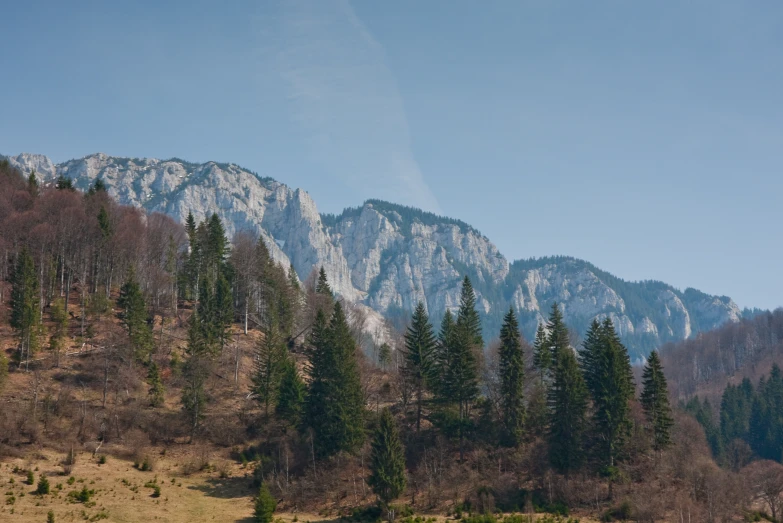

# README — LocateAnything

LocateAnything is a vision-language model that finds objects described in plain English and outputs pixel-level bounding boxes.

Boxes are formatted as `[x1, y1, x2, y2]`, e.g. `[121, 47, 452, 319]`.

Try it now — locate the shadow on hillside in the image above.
[187, 475, 255, 499]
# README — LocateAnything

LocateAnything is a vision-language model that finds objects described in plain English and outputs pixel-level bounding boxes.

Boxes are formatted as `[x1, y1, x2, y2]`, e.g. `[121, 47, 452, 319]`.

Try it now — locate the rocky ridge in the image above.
[5, 152, 743, 359]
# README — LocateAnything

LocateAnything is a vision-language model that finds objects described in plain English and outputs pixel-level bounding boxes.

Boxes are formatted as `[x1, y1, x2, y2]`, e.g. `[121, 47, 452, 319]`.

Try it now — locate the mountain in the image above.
[5, 152, 743, 359]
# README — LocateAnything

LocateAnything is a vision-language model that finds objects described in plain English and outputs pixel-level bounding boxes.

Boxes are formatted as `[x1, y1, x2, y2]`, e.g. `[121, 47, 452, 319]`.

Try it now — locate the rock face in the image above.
[5, 152, 743, 359]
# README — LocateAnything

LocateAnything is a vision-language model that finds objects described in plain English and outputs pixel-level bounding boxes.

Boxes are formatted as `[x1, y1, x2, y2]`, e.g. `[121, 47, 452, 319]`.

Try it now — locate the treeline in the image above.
[686, 364, 783, 468]
[660, 308, 783, 400]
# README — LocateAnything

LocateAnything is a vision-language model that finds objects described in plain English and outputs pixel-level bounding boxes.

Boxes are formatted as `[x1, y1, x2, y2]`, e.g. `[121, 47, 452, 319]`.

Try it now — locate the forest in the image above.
[1, 157, 783, 523]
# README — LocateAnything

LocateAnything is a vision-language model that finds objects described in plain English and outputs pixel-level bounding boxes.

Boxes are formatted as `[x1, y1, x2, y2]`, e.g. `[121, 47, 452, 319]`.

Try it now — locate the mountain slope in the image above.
[6, 152, 742, 358]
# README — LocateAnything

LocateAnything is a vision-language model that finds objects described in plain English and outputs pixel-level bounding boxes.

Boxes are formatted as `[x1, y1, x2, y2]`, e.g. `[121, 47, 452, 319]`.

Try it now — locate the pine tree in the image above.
[368, 408, 407, 518]
[456, 276, 483, 347]
[253, 320, 287, 415]
[27, 170, 38, 197]
[498, 308, 525, 446]
[532, 322, 551, 378]
[581, 318, 634, 494]
[253, 483, 277, 523]
[444, 277, 482, 461]
[117, 269, 153, 361]
[214, 273, 233, 351]
[547, 304, 587, 474]
[303, 303, 366, 458]
[640, 350, 673, 452]
[403, 302, 437, 432]
[315, 266, 333, 297]
[433, 310, 456, 400]
[182, 313, 210, 442]
[276, 356, 305, 427]
[147, 361, 165, 408]
[181, 354, 208, 443]
[10, 248, 40, 370]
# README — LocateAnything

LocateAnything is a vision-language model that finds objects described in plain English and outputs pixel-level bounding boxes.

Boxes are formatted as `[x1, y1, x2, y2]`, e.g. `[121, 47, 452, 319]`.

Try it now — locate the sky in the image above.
[2, 1, 782, 310]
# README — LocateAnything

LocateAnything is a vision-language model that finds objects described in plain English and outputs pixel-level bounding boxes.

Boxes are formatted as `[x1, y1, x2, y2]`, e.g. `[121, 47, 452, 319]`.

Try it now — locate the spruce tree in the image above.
[315, 266, 333, 297]
[368, 408, 407, 518]
[147, 361, 165, 407]
[27, 170, 38, 197]
[214, 273, 234, 351]
[532, 322, 551, 378]
[581, 318, 634, 493]
[445, 277, 482, 461]
[403, 302, 437, 432]
[182, 311, 210, 442]
[10, 248, 40, 370]
[640, 350, 673, 452]
[276, 356, 305, 427]
[547, 304, 587, 474]
[253, 483, 276, 523]
[433, 310, 456, 400]
[456, 276, 483, 347]
[253, 320, 287, 415]
[303, 303, 365, 458]
[117, 269, 153, 361]
[499, 308, 525, 446]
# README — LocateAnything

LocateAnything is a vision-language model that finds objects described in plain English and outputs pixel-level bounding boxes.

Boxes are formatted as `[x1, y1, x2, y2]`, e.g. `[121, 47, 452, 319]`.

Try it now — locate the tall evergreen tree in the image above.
[581, 319, 634, 494]
[498, 308, 525, 446]
[10, 248, 40, 370]
[27, 170, 38, 197]
[147, 361, 165, 408]
[253, 320, 287, 415]
[547, 304, 587, 474]
[444, 277, 482, 461]
[433, 310, 456, 399]
[276, 356, 305, 427]
[640, 350, 674, 452]
[368, 408, 407, 520]
[214, 273, 234, 351]
[532, 322, 551, 378]
[315, 266, 333, 297]
[303, 303, 366, 458]
[403, 302, 437, 432]
[456, 276, 483, 347]
[117, 269, 153, 361]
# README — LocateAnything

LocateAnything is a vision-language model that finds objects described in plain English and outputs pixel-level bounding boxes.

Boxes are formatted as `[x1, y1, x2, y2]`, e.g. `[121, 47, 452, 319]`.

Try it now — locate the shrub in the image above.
[47, 510, 55, 523]
[26, 470, 35, 485]
[67, 486, 93, 503]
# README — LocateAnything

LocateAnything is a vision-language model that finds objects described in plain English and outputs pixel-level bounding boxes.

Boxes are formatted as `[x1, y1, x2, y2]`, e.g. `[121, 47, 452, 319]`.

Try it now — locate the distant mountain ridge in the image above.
[4, 152, 744, 359]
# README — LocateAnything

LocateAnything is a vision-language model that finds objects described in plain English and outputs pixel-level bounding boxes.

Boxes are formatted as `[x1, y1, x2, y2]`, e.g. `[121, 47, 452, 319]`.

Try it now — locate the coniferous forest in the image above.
[2, 159, 783, 522]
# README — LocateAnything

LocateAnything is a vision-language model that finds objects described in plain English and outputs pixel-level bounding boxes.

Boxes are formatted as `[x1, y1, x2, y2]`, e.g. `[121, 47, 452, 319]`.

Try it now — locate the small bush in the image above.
[47, 510, 55, 523]
[26, 470, 35, 485]
[67, 486, 94, 504]
[97, 455, 107, 465]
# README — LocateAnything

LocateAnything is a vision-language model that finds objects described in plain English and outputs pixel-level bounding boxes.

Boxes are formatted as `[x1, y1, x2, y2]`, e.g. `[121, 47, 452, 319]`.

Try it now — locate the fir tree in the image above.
[55, 175, 74, 190]
[532, 322, 551, 378]
[547, 304, 587, 474]
[276, 356, 305, 427]
[10, 248, 40, 370]
[498, 308, 525, 446]
[456, 276, 483, 347]
[253, 483, 277, 523]
[581, 318, 634, 494]
[147, 361, 165, 408]
[181, 354, 208, 443]
[403, 302, 437, 432]
[214, 273, 234, 351]
[27, 170, 38, 197]
[253, 320, 287, 415]
[303, 303, 366, 458]
[368, 408, 407, 519]
[315, 266, 333, 297]
[117, 269, 153, 361]
[433, 310, 456, 399]
[640, 350, 673, 452]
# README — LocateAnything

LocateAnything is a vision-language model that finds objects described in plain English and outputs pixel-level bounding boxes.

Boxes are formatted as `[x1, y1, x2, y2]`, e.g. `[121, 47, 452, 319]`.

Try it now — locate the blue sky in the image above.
[2, 1, 782, 310]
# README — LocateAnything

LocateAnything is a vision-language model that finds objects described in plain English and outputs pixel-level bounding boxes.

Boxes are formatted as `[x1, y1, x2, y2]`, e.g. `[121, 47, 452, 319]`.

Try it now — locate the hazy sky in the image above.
[2, 1, 782, 310]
